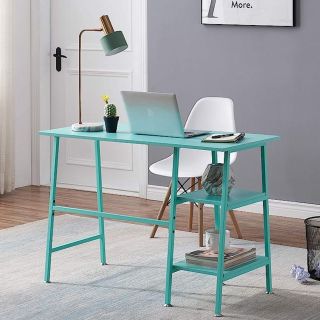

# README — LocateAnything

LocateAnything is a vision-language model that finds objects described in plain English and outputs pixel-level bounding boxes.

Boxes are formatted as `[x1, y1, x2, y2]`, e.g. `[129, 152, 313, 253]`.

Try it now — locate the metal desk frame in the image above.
[40, 128, 278, 316]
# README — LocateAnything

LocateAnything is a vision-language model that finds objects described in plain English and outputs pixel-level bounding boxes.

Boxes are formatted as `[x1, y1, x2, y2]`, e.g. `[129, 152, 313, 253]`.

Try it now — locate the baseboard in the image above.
[147, 185, 171, 201]
[147, 185, 320, 220]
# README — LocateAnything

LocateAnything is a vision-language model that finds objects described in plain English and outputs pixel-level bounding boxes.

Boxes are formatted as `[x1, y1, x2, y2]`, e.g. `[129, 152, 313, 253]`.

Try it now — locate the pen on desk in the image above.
[211, 133, 234, 139]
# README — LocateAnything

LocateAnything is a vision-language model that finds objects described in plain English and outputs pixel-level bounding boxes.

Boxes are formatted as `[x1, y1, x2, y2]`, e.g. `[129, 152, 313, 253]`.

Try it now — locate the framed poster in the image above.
[202, 0, 294, 27]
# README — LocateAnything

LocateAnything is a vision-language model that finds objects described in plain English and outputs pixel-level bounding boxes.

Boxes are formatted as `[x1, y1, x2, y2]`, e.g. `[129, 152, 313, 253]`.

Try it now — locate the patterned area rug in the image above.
[1, 215, 319, 320]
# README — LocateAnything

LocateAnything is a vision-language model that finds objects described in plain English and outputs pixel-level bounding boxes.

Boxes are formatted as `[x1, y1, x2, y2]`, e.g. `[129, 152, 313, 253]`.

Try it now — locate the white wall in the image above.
[14, 0, 32, 187]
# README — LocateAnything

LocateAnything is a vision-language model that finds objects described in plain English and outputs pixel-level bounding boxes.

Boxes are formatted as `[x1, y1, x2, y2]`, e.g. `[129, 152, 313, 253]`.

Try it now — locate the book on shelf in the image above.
[185, 247, 256, 269]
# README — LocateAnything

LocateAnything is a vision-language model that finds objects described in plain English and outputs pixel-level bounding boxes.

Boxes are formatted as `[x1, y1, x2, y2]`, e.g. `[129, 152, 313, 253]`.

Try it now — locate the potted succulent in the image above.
[102, 95, 119, 133]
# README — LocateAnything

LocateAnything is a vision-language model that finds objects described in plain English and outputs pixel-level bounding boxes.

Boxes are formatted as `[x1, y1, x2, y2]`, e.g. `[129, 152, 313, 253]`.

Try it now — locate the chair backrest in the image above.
[184, 97, 237, 164]
[185, 97, 236, 132]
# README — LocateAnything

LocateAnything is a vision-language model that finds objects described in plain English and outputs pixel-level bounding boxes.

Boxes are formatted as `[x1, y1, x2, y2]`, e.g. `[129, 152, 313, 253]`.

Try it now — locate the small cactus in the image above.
[104, 104, 117, 118]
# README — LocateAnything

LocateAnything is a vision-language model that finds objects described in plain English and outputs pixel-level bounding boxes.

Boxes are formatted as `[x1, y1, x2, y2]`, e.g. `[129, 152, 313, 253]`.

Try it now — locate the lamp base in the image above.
[71, 122, 104, 132]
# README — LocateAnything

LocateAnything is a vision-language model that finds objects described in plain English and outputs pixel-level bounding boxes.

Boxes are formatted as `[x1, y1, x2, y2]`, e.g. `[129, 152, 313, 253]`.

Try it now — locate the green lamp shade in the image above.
[100, 31, 128, 56]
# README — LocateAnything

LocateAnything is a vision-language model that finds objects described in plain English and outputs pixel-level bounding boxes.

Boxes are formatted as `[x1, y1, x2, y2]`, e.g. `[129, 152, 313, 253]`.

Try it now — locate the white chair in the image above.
[149, 97, 242, 246]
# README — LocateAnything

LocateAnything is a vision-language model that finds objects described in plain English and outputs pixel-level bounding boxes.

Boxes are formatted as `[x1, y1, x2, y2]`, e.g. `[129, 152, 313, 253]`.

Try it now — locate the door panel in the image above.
[51, 0, 147, 195]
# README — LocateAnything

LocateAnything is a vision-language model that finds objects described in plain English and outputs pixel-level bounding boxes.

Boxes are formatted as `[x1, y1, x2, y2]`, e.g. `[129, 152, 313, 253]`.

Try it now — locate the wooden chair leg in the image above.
[198, 177, 204, 247]
[188, 177, 195, 232]
[150, 181, 172, 238]
[228, 210, 243, 239]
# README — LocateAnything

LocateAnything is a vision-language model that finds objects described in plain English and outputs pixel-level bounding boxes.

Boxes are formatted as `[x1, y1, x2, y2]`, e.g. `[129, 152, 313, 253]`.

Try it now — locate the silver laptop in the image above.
[121, 91, 209, 138]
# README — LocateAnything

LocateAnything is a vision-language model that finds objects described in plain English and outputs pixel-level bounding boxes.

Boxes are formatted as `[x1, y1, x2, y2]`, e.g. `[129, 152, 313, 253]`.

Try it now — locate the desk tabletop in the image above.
[39, 127, 279, 152]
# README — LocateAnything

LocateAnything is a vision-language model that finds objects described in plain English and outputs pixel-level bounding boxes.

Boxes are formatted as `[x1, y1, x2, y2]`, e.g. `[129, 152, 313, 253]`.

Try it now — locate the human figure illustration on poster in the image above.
[207, 0, 217, 18]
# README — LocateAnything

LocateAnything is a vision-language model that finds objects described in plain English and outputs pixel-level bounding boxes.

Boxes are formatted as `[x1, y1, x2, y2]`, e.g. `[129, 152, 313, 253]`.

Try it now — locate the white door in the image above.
[50, 0, 147, 197]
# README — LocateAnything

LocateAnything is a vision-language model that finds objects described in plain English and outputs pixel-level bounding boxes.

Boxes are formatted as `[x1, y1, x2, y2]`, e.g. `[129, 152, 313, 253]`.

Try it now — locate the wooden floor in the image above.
[0, 186, 306, 248]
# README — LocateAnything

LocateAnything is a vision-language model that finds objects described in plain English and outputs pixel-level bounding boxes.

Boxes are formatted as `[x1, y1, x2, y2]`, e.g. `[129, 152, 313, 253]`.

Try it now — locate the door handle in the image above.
[53, 47, 67, 72]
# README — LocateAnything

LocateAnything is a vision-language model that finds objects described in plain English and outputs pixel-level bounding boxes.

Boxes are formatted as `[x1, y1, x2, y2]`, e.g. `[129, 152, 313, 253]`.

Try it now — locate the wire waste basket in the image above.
[305, 216, 320, 280]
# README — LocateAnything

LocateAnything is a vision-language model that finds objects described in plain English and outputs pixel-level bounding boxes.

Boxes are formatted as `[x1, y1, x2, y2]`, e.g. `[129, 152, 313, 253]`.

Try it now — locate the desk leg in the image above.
[261, 145, 272, 294]
[95, 141, 107, 265]
[164, 147, 180, 307]
[211, 152, 220, 231]
[44, 137, 60, 283]
[214, 151, 230, 317]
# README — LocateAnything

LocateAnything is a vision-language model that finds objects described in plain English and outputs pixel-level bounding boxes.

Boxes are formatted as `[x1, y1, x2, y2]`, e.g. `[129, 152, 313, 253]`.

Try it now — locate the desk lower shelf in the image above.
[176, 188, 267, 210]
[172, 256, 269, 281]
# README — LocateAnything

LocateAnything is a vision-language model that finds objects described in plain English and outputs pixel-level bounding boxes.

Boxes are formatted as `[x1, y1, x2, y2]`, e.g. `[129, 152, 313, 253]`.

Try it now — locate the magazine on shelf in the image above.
[185, 247, 256, 269]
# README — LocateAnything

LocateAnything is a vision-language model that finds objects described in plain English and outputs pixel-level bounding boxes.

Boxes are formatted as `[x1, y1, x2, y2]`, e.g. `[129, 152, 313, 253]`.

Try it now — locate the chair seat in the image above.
[150, 149, 236, 178]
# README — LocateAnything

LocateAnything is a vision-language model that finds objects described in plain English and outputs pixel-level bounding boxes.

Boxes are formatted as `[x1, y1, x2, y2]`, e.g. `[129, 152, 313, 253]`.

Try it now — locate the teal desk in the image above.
[40, 127, 279, 317]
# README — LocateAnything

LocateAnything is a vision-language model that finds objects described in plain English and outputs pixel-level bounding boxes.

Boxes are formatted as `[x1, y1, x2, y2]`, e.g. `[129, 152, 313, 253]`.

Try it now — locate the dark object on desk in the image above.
[211, 133, 234, 139]
[104, 116, 119, 133]
[202, 163, 235, 196]
[305, 216, 320, 280]
[104, 103, 119, 133]
[202, 132, 245, 143]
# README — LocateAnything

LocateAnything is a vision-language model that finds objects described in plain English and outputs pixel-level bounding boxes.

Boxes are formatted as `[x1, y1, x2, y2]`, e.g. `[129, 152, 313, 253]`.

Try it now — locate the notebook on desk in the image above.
[202, 132, 245, 143]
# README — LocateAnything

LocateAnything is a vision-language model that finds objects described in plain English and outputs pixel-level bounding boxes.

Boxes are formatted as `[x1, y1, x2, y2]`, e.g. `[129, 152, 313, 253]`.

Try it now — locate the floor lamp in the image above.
[72, 15, 128, 132]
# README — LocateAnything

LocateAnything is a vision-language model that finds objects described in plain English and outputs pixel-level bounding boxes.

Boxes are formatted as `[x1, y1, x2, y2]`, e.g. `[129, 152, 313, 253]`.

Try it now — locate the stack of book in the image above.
[185, 247, 256, 269]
